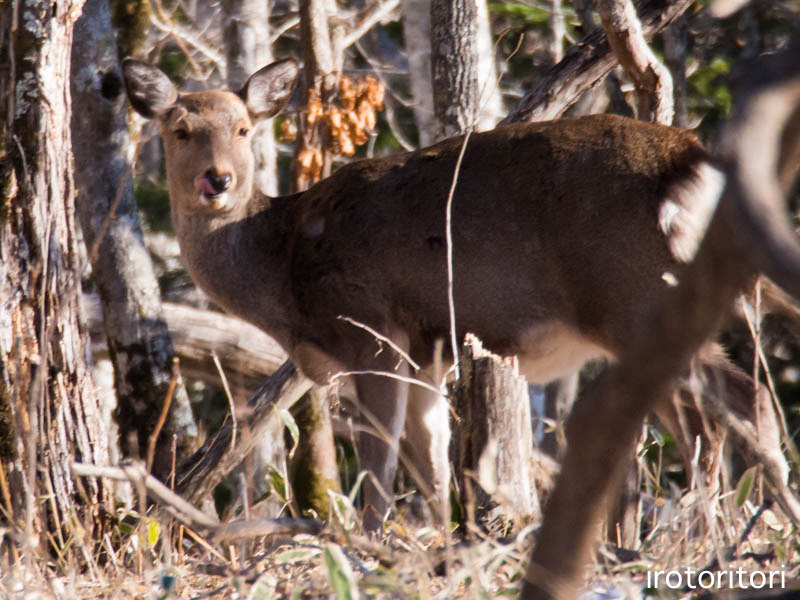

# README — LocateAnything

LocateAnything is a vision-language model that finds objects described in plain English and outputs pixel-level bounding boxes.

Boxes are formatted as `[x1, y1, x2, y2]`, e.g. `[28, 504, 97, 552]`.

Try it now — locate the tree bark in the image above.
[401, 0, 436, 147]
[430, 0, 478, 139]
[0, 0, 113, 556]
[547, 0, 565, 64]
[176, 361, 313, 506]
[222, 0, 280, 196]
[294, 0, 344, 189]
[71, 0, 198, 482]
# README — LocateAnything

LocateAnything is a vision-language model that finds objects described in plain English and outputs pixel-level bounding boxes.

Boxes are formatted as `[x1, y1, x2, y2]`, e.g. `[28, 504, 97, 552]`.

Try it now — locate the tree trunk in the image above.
[597, 0, 674, 124]
[401, 0, 436, 147]
[222, 0, 280, 196]
[71, 0, 197, 482]
[430, 0, 478, 139]
[84, 294, 287, 397]
[294, 0, 344, 189]
[0, 0, 113, 557]
[287, 0, 343, 514]
[474, 0, 503, 130]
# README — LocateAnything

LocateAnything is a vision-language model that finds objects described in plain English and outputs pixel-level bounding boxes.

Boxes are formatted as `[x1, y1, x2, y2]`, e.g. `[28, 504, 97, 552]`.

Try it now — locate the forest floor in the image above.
[2, 471, 798, 599]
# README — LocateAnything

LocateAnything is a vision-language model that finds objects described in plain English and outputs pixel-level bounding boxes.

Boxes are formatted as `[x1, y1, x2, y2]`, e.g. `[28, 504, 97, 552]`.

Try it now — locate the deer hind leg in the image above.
[400, 368, 451, 526]
[352, 336, 411, 531]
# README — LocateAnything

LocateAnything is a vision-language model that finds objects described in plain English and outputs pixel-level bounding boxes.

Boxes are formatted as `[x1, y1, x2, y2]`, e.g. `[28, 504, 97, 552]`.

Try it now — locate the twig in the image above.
[270, 16, 301, 45]
[212, 350, 238, 451]
[445, 130, 473, 381]
[213, 517, 323, 542]
[146, 357, 180, 474]
[72, 461, 220, 532]
[740, 296, 796, 462]
[149, 1, 226, 78]
[337, 315, 421, 372]
[331, 370, 442, 396]
[342, 0, 401, 48]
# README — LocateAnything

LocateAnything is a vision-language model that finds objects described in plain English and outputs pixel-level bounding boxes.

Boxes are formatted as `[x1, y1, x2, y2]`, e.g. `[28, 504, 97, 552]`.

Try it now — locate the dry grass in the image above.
[2, 436, 798, 600]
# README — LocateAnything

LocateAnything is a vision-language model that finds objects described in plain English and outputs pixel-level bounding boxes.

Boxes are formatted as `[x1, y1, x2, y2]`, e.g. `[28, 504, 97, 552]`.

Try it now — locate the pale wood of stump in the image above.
[450, 334, 540, 523]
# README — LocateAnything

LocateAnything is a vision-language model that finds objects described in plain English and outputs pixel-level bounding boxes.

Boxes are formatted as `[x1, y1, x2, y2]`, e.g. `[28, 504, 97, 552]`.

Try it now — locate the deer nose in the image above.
[202, 169, 233, 195]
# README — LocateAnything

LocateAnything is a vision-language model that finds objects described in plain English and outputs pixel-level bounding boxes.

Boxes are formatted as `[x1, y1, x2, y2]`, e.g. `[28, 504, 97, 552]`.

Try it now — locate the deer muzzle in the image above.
[196, 169, 234, 210]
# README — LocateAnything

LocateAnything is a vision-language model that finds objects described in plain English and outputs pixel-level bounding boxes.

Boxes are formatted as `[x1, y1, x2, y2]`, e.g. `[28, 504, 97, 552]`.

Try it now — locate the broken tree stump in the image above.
[450, 334, 541, 526]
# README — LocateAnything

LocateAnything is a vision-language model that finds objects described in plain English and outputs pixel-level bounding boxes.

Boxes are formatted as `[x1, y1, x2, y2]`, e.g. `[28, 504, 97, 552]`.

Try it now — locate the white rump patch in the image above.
[659, 162, 726, 262]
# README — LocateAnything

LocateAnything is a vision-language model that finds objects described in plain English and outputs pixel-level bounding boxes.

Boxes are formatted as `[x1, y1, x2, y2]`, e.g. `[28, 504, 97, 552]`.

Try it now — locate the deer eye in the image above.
[237, 127, 249, 138]
[174, 128, 189, 140]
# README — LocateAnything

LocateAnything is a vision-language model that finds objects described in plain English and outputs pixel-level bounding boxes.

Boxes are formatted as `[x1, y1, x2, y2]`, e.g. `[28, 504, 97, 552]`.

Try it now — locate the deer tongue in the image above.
[198, 177, 218, 197]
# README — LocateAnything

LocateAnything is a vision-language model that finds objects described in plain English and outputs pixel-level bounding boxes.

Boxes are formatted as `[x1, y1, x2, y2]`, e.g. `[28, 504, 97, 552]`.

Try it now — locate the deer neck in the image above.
[171, 192, 295, 347]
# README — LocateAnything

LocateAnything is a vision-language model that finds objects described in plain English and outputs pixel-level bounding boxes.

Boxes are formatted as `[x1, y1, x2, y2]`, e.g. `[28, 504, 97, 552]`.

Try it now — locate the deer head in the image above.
[121, 58, 298, 215]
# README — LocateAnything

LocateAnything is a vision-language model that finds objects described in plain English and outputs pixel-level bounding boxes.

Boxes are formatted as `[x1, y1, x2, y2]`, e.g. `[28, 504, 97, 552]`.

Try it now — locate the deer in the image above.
[121, 57, 790, 530]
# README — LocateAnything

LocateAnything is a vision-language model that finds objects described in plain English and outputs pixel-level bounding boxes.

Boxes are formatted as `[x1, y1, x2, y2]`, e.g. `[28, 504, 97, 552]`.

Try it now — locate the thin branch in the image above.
[146, 358, 180, 474]
[342, 0, 401, 48]
[72, 461, 220, 532]
[331, 370, 442, 396]
[445, 130, 473, 381]
[212, 350, 238, 451]
[271, 16, 301, 44]
[337, 315, 421, 372]
[149, 2, 226, 78]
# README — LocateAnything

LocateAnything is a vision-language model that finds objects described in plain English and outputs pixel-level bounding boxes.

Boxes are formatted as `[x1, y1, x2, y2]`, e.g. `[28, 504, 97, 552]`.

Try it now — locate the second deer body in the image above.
[122, 58, 787, 527]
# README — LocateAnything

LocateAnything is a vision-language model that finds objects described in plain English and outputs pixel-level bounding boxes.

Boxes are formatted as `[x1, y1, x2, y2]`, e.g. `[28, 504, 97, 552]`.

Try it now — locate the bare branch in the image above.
[342, 0, 401, 48]
[72, 461, 219, 532]
[176, 361, 313, 504]
[597, 0, 674, 124]
[502, 0, 692, 124]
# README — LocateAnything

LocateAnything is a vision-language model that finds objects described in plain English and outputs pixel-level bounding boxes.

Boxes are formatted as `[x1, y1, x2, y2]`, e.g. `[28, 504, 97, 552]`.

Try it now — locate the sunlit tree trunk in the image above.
[0, 0, 113, 557]
[223, 0, 280, 196]
[430, 0, 478, 140]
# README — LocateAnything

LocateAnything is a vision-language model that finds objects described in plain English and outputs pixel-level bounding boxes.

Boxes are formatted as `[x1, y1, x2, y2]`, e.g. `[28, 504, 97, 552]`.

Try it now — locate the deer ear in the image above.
[239, 58, 300, 119]
[121, 58, 178, 119]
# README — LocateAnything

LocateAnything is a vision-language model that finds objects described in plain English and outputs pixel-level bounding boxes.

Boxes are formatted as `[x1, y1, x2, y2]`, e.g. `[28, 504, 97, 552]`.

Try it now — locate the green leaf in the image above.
[275, 547, 322, 564]
[146, 518, 161, 547]
[347, 470, 368, 505]
[735, 466, 758, 508]
[248, 573, 277, 600]
[268, 466, 288, 502]
[328, 490, 357, 531]
[281, 408, 300, 460]
[488, 2, 550, 25]
[323, 544, 359, 600]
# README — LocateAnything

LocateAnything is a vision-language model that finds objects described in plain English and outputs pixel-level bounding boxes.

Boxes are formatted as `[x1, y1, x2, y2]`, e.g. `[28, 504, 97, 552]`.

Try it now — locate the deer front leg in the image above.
[402, 376, 451, 526]
[353, 349, 411, 531]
